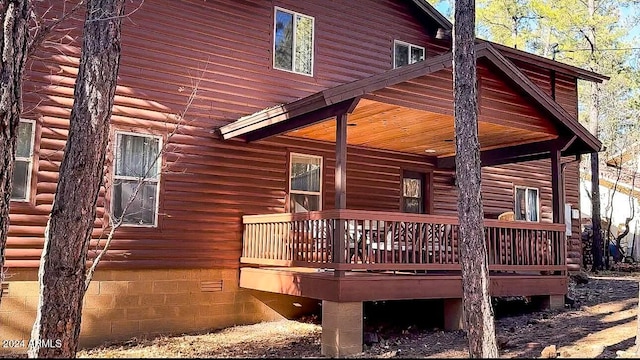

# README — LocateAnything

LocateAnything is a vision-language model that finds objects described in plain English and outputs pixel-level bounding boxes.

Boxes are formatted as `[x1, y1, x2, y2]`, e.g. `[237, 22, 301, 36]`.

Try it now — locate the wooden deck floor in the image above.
[239, 267, 568, 302]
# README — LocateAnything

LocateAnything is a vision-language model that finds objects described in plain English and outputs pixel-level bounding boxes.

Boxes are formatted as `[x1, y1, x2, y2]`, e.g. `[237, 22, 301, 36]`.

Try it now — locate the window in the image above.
[289, 153, 322, 212]
[402, 171, 425, 214]
[514, 186, 539, 222]
[274, 7, 314, 75]
[112, 132, 162, 226]
[11, 120, 36, 202]
[394, 40, 425, 68]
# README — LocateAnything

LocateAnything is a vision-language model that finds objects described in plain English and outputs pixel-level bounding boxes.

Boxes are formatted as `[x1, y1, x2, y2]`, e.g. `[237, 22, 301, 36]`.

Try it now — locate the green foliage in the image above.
[436, 0, 639, 161]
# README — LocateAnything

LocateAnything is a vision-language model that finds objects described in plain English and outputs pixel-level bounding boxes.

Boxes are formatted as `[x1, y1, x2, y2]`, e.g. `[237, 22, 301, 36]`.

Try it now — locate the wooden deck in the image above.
[239, 267, 568, 302]
[239, 210, 568, 301]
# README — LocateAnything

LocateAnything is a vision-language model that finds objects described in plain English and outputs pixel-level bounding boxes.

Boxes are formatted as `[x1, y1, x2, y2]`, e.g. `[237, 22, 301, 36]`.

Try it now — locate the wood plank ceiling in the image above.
[285, 98, 559, 157]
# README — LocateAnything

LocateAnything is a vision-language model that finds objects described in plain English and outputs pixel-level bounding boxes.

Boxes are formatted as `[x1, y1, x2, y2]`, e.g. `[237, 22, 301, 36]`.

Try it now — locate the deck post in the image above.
[333, 113, 348, 277]
[535, 294, 565, 310]
[550, 146, 565, 224]
[321, 300, 363, 357]
[443, 298, 464, 331]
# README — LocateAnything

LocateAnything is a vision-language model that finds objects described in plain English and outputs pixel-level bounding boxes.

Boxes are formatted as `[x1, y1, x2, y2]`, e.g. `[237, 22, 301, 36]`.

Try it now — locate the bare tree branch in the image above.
[84, 63, 208, 289]
[28, 0, 85, 57]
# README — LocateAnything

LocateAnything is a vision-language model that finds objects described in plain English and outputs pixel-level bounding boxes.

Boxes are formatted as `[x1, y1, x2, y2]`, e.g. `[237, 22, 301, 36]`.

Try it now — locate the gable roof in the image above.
[219, 42, 601, 155]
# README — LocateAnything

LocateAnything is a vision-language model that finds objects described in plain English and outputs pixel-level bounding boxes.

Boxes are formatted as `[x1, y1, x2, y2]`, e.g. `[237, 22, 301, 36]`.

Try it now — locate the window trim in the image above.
[111, 130, 163, 228]
[514, 186, 540, 222]
[288, 152, 323, 212]
[273, 6, 315, 77]
[393, 40, 425, 69]
[11, 119, 36, 203]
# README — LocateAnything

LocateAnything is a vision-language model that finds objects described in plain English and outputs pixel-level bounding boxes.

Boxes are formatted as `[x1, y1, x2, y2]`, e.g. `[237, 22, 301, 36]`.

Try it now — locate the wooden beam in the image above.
[335, 113, 347, 210]
[436, 139, 558, 169]
[551, 146, 565, 224]
[243, 99, 357, 142]
[561, 135, 577, 152]
[334, 113, 348, 277]
[436, 136, 583, 169]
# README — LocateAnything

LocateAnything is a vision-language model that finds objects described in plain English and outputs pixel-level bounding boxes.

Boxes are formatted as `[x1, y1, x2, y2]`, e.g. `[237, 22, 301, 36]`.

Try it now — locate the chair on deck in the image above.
[367, 222, 420, 264]
[292, 220, 331, 263]
[495, 211, 514, 265]
[498, 211, 515, 221]
[426, 223, 455, 263]
[373, 222, 455, 265]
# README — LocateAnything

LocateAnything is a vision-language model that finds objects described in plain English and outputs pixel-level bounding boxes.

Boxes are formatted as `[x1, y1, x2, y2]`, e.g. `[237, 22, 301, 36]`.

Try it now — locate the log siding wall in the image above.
[6, 0, 584, 271]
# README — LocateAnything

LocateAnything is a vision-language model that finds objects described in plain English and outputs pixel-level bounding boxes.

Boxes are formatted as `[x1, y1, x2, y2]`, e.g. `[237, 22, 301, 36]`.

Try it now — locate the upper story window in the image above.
[11, 120, 36, 202]
[274, 7, 314, 76]
[289, 153, 322, 212]
[514, 186, 539, 222]
[394, 40, 425, 68]
[112, 132, 162, 227]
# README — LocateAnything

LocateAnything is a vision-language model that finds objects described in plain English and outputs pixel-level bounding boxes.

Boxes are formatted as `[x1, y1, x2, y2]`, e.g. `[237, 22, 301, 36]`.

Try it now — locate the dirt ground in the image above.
[77, 272, 640, 358]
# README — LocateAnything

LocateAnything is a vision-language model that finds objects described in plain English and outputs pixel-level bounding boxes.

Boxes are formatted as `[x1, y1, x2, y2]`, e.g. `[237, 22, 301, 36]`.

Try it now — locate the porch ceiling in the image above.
[285, 98, 558, 157]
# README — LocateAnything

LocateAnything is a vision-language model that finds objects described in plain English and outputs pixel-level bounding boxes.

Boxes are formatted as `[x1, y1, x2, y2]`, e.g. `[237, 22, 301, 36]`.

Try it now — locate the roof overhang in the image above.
[408, 0, 452, 32]
[487, 41, 610, 83]
[219, 42, 601, 159]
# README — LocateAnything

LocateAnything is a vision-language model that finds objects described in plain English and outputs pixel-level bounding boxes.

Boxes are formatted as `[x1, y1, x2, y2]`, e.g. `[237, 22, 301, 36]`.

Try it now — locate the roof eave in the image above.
[486, 41, 610, 83]
[409, 0, 452, 31]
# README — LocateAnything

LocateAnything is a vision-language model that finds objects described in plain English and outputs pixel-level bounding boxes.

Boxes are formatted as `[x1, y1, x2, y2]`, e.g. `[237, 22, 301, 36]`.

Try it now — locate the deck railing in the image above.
[241, 210, 566, 274]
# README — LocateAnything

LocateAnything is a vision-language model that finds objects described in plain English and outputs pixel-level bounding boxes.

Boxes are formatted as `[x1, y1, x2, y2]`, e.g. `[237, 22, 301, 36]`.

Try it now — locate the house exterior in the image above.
[581, 146, 640, 262]
[1, 0, 605, 356]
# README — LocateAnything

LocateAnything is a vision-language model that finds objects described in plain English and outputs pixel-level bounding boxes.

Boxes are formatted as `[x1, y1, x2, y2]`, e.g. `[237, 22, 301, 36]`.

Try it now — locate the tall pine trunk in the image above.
[589, 81, 602, 271]
[585, 0, 603, 273]
[28, 0, 125, 357]
[0, 0, 30, 305]
[590, 151, 603, 271]
[453, 0, 499, 357]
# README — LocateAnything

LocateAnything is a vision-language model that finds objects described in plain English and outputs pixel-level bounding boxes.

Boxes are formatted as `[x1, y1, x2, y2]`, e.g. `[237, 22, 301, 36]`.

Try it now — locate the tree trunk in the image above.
[28, 0, 125, 357]
[0, 0, 30, 305]
[590, 152, 603, 271]
[453, 0, 499, 357]
[584, 0, 605, 273]
[637, 283, 640, 355]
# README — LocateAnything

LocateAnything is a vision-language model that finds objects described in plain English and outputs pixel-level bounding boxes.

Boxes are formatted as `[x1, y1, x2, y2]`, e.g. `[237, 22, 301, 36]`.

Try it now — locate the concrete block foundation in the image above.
[321, 300, 363, 357]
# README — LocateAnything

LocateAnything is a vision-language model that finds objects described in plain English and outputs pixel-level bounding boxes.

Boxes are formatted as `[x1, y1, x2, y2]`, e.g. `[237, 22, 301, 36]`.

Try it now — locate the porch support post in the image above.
[321, 300, 363, 357]
[333, 112, 348, 277]
[550, 146, 565, 224]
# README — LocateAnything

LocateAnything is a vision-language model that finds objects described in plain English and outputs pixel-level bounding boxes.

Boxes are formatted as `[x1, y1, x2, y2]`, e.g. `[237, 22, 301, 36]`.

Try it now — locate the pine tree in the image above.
[28, 0, 126, 357]
[453, 0, 499, 356]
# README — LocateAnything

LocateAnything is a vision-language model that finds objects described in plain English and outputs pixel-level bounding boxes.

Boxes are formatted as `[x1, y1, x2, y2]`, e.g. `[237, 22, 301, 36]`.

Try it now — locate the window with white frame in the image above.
[393, 40, 425, 68]
[112, 132, 162, 226]
[289, 153, 322, 212]
[514, 186, 539, 222]
[11, 120, 36, 201]
[273, 7, 314, 76]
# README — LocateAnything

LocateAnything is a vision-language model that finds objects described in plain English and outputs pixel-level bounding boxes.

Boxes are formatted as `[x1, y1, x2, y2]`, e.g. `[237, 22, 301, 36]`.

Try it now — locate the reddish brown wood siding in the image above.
[509, 58, 579, 118]
[6, 0, 585, 271]
[8, 0, 444, 269]
[555, 73, 579, 118]
[367, 60, 558, 137]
